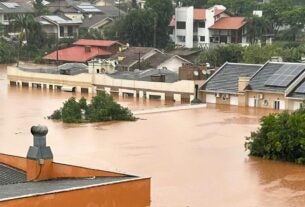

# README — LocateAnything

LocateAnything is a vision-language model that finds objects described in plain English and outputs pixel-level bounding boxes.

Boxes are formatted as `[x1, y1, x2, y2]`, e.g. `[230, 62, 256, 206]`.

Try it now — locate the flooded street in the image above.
[1, 65, 305, 206]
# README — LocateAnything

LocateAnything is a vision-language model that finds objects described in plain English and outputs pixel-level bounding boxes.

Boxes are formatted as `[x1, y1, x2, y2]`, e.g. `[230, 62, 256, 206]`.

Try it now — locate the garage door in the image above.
[230, 96, 238, 106]
[206, 94, 216, 103]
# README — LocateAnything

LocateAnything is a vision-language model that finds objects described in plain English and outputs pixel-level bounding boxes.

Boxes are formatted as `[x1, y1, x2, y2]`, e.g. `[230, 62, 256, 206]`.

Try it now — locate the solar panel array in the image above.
[2, 2, 19, 9]
[77, 4, 101, 12]
[264, 64, 305, 87]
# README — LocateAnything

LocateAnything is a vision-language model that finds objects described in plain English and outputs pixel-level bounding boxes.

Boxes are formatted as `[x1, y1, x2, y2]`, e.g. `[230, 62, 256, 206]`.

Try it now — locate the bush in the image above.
[49, 93, 135, 123]
[245, 107, 305, 164]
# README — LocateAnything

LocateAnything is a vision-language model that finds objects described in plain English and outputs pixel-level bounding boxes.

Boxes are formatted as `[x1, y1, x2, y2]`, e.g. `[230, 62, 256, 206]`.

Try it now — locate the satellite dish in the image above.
[193, 71, 199, 76]
[206, 63, 211, 68]
[202, 70, 207, 75]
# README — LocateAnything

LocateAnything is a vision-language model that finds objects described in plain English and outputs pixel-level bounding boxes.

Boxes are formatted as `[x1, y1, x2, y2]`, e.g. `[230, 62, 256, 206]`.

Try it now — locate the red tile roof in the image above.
[209, 17, 247, 30]
[73, 39, 122, 47]
[214, 9, 225, 16]
[43, 46, 112, 62]
[169, 16, 176, 27]
[193, 9, 206, 20]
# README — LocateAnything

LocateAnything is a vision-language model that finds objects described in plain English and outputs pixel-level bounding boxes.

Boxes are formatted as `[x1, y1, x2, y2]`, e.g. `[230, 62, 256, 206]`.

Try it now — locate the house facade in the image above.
[37, 15, 82, 39]
[200, 61, 305, 111]
[169, 5, 248, 48]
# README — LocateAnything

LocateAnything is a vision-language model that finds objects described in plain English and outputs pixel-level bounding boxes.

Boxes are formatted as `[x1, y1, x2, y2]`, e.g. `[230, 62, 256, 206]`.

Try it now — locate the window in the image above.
[96, 69, 100, 73]
[200, 36, 205, 42]
[198, 21, 205, 28]
[59, 26, 64, 37]
[67, 26, 73, 36]
[176, 21, 186, 29]
[177, 36, 185, 42]
[4, 14, 9, 21]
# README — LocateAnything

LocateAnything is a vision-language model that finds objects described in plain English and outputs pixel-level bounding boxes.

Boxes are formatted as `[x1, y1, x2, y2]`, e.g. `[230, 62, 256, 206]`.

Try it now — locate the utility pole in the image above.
[134, 51, 144, 70]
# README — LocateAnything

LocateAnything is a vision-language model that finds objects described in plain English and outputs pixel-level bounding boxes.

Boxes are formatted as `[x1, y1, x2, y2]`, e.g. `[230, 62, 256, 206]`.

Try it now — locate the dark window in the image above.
[59, 26, 64, 37]
[200, 36, 205, 42]
[177, 36, 185, 42]
[67, 26, 73, 36]
[96, 69, 100, 73]
[198, 21, 205, 28]
[176, 21, 186, 29]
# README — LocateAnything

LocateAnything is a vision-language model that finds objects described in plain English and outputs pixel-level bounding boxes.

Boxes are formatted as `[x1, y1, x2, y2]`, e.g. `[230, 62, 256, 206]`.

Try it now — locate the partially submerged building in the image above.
[7, 62, 204, 102]
[0, 125, 150, 207]
[200, 61, 305, 110]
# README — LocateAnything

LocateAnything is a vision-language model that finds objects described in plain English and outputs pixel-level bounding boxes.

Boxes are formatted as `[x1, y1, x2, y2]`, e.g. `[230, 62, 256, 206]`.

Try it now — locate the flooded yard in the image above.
[1, 65, 305, 206]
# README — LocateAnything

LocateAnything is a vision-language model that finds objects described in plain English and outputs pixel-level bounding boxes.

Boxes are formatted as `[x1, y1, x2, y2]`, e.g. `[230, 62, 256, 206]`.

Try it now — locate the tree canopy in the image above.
[245, 107, 305, 164]
[49, 92, 136, 123]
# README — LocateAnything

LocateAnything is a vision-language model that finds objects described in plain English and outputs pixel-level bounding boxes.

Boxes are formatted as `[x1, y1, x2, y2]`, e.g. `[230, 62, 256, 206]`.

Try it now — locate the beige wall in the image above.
[246, 92, 286, 109]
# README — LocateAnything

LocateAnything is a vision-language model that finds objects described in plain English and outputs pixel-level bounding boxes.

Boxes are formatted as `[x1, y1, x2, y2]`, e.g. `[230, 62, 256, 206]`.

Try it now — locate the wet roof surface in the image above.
[202, 63, 261, 93]
[0, 164, 26, 186]
[0, 176, 134, 200]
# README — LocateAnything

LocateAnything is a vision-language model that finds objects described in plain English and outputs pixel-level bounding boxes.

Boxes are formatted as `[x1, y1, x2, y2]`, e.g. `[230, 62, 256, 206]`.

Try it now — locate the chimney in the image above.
[238, 76, 250, 92]
[26, 125, 53, 181]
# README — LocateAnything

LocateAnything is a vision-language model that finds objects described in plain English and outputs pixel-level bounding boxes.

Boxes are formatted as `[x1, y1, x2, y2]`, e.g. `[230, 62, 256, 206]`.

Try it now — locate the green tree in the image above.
[245, 108, 305, 164]
[145, 0, 173, 48]
[79, 28, 104, 40]
[245, 15, 272, 44]
[61, 97, 82, 123]
[262, 0, 293, 34]
[33, 0, 48, 16]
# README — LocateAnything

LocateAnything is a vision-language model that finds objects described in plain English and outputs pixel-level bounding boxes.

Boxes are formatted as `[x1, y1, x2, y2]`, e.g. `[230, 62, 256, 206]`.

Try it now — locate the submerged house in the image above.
[200, 61, 305, 110]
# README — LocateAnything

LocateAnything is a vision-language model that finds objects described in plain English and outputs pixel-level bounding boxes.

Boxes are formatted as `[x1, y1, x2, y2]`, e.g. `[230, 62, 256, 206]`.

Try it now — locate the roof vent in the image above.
[26, 125, 53, 160]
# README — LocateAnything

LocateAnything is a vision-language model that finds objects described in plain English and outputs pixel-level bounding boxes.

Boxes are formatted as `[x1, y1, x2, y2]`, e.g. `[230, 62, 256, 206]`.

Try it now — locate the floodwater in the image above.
[1, 65, 305, 207]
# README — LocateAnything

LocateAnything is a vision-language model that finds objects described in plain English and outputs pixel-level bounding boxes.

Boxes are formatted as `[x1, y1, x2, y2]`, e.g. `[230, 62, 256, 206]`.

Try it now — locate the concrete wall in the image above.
[157, 57, 186, 73]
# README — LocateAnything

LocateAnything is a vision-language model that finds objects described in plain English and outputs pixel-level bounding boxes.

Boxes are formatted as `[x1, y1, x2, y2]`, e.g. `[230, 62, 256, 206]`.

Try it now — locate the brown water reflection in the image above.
[1, 65, 305, 207]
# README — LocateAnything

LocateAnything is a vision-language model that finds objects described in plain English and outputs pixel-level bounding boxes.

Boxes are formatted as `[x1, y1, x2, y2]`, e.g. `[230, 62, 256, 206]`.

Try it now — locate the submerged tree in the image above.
[49, 92, 136, 123]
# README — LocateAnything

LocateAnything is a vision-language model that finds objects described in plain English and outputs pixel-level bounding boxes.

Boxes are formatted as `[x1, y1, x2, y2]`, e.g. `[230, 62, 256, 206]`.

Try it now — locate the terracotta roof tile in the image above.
[193, 9, 206, 20]
[214, 9, 225, 16]
[209, 17, 246, 30]
[73, 39, 122, 47]
[44, 46, 112, 62]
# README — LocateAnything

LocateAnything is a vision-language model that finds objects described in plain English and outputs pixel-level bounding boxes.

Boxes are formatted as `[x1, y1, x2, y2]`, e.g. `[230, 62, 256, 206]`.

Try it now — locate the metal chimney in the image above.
[26, 125, 53, 160]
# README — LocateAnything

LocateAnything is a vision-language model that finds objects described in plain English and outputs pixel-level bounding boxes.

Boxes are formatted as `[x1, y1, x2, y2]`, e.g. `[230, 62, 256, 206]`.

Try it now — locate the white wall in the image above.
[175, 7, 194, 48]
[157, 57, 186, 73]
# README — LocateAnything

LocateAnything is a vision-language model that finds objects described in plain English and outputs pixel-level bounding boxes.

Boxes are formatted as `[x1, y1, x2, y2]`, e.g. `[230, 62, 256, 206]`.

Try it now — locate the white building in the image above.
[169, 5, 248, 48]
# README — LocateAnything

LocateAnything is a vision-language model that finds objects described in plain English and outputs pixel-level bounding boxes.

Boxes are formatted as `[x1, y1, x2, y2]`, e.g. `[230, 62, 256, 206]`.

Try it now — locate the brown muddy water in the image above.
[1, 65, 305, 207]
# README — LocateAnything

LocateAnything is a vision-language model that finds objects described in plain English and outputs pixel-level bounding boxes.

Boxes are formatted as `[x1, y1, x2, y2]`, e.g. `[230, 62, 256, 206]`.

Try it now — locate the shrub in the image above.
[245, 107, 305, 164]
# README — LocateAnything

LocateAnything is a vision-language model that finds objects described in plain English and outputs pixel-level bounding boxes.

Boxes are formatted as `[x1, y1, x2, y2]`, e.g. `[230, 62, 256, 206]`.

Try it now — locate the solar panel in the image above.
[2, 2, 19, 8]
[265, 64, 305, 87]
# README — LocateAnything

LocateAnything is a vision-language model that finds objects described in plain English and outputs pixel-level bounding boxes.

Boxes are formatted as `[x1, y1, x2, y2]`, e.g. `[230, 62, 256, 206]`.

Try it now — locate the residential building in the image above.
[0, 2, 33, 34]
[7, 61, 204, 102]
[109, 47, 191, 72]
[80, 14, 113, 36]
[36, 15, 82, 39]
[200, 61, 305, 110]
[169, 5, 248, 48]
[0, 125, 150, 207]
[44, 39, 124, 63]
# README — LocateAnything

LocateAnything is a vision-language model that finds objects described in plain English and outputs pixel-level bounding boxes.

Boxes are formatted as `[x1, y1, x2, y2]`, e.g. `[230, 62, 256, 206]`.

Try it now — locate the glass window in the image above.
[176, 21, 186, 29]
[67, 26, 73, 36]
[200, 36, 205, 42]
[59, 26, 64, 37]
[198, 21, 205, 28]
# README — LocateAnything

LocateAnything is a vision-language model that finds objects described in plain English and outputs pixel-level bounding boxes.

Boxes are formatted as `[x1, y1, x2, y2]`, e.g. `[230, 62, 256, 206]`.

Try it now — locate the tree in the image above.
[145, 0, 173, 48]
[79, 28, 104, 40]
[245, 15, 272, 44]
[262, 0, 293, 34]
[33, 0, 48, 16]
[131, 0, 138, 9]
[245, 107, 305, 164]
[199, 44, 244, 67]
[104, 9, 156, 47]
[61, 97, 82, 123]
